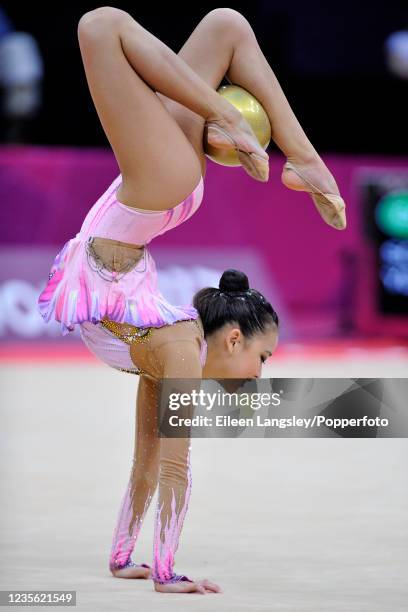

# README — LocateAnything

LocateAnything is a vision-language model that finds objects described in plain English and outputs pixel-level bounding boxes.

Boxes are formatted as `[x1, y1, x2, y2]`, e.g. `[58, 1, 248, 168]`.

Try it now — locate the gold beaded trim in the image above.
[114, 366, 160, 381]
[100, 316, 152, 345]
[114, 366, 144, 376]
[101, 317, 204, 378]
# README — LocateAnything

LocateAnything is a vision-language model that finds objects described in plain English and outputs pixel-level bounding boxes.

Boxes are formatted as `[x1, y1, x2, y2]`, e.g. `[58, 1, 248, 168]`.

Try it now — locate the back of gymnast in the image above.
[38, 7, 347, 595]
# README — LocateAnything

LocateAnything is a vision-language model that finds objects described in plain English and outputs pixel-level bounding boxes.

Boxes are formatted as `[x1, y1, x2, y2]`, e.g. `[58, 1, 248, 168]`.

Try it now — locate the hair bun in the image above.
[219, 269, 249, 293]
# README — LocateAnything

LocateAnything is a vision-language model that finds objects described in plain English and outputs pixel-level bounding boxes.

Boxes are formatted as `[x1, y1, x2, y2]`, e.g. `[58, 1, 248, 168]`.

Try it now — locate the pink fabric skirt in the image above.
[37, 173, 204, 336]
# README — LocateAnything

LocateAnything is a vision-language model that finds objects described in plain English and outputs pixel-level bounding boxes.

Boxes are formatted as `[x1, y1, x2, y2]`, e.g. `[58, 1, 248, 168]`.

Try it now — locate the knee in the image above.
[205, 7, 253, 38]
[78, 6, 128, 38]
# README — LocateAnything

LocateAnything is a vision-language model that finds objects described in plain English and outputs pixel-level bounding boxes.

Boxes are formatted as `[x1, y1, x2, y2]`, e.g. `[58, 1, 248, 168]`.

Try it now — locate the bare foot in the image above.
[206, 108, 269, 182]
[111, 564, 151, 579]
[154, 577, 223, 594]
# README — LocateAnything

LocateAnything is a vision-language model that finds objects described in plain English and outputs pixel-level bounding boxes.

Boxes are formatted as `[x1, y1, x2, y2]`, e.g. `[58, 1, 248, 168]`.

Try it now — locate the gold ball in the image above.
[203, 84, 271, 167]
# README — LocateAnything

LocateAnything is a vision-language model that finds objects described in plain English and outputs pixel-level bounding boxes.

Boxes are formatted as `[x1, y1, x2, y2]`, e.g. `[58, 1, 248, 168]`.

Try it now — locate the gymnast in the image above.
[38, 7, 346, 594]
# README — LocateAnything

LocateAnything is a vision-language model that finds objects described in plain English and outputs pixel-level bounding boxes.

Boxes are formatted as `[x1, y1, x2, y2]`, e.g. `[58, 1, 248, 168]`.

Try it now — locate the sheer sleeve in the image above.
[109, 373, 160, 571]
[109, 318, 203, 583]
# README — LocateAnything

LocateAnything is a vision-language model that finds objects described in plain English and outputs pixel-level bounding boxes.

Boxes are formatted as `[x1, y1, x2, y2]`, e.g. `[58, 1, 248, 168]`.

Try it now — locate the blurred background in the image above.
[0, 1, 408, 373]
[1, 5, 408, 610]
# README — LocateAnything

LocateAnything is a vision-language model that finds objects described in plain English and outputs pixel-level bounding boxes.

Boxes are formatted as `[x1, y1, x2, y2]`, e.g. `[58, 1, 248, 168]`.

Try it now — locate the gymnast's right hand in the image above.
[154, 577, 223, 594]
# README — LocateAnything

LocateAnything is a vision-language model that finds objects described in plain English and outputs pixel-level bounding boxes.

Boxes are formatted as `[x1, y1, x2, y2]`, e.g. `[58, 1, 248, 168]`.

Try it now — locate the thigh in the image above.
[155, 9, 244, 178]
[78, 7, 202, 211]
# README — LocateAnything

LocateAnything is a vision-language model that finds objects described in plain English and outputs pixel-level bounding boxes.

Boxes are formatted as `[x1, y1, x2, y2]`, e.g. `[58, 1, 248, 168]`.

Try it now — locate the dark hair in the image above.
[193, 268, 279, 338]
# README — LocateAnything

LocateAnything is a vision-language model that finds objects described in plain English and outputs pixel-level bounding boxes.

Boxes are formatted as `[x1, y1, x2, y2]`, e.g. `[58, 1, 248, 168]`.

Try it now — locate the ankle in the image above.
[207, 100, 241, 126]
[286, 149, 320, 167]
[282, 155, 340, 196]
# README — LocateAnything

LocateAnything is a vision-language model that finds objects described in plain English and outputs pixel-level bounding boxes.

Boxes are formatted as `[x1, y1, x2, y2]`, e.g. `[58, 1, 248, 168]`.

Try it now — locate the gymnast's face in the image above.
[203, 322, 278, 379]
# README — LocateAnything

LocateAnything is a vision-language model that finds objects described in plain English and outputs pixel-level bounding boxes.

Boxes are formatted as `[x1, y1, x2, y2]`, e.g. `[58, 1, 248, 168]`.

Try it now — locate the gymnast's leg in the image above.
[77, 6, 267, 214]
[161, 8, 339, 196]
[217, 9, 340, 196]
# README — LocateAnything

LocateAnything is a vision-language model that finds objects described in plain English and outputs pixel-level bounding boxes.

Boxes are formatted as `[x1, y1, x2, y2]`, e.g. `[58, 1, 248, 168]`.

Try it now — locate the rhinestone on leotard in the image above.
[100, 316, 152, 345]
[113, 366, 143, 376]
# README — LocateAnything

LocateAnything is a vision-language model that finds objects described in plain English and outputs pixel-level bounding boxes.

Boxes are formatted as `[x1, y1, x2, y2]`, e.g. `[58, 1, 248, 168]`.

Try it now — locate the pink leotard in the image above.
[37, 172, 206, 372]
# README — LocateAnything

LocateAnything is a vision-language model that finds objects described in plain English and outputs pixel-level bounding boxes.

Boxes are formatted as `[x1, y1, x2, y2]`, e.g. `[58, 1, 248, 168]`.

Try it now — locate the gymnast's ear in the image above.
[227, 326, 242, 350]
